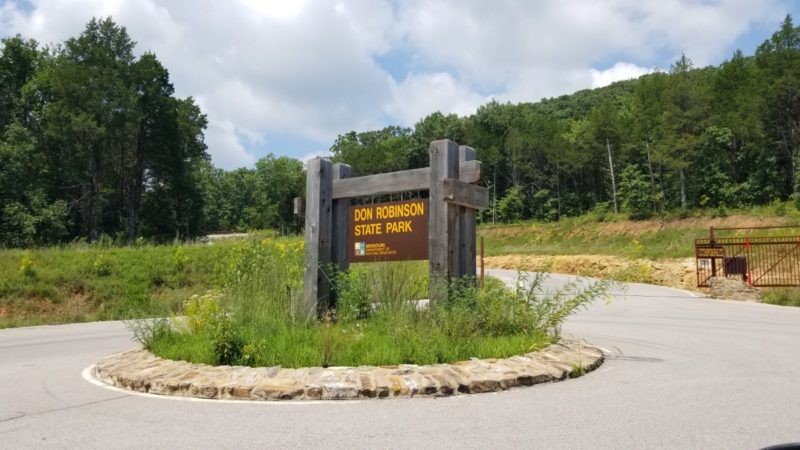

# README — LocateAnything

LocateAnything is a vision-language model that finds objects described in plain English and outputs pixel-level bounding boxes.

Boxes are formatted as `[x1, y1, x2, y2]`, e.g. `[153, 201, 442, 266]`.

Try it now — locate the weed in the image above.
[19, 251, 35, 278]
[173, 246, 188, 272]
[91, 253, 112, 276]
[127, 316, 171, 349]
[760, 288, 800, 307]
[570, 363, 586, 378]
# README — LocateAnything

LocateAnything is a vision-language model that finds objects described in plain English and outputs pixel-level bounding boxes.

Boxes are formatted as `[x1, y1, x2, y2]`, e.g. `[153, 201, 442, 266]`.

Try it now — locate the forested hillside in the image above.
[332, 15, 800, 223]
[2, 16, 800, 247]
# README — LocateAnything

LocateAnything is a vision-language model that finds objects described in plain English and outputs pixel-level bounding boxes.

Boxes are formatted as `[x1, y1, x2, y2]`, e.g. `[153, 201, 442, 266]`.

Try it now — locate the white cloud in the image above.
[0, 0, 791, 168]
[591, 62, 652, 88]
[204, 120, 256, 169]
[388, 72, 488, 126]
[395, 0, 785, 100]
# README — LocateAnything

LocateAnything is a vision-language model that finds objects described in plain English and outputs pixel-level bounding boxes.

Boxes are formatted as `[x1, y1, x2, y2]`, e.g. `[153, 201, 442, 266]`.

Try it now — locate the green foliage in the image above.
[91, 253, 112, 276]
[333, 265, 372, 322]
[173, 246, 188, 272]
[570, 363, 587, 378]
[19, 250, 34, 278]
[0, 239, 228, 328]
[618, 165, 654, 219]
[760, 288, 800, 307]
[175, 290, 222, 334]
[498, 185, 527, 222]
[127, 317, 172, 350]
[147, 247, 610, 367]
[0, 18, 208, 246]
[330, 126, 414, 174]
[210, 316, 244, 366]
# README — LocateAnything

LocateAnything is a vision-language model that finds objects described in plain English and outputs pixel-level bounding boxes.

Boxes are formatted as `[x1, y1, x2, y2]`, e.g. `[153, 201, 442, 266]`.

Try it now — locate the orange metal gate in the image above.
[695, 226, 800, 288]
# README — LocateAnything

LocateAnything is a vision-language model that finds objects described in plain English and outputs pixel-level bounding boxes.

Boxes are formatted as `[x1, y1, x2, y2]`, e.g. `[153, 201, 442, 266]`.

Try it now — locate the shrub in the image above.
[618, 165, 654, 220]
[211, 317, 244, 366]
[761, 288, 800, 307]
[175, 290, 222, 334]
[19, 250, 35, 278]
[127, 317, 172, 350]
[173, 246, 189, 272]
[91, 253, 112, 276]
[498, 185, 527, 222]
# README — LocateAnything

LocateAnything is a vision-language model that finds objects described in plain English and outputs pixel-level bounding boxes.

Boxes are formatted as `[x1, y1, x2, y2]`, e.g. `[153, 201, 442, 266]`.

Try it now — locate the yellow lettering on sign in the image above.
[353, 207, 373, 222]
[386, 220, 412, 233]
[355, 223, 382, 235]
[375, 202, 424, 220]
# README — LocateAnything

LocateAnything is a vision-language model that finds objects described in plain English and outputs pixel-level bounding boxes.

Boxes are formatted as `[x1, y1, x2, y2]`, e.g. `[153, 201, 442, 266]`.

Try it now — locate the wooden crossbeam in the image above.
[331, 160, 482, 199]
[442, 179, 489, 210]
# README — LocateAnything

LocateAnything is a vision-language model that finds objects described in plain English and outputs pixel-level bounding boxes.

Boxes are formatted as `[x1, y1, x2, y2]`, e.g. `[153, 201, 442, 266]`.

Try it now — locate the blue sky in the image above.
[2, 0, 799, 168]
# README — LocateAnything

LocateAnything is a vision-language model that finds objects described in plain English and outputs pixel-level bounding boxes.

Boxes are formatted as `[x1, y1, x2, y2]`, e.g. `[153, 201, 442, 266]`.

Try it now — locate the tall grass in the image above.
[141, 236, 610, 368]
[760, 288, 800, 307]
[0, 239, 233, 328]
[479, 203, 800, 260]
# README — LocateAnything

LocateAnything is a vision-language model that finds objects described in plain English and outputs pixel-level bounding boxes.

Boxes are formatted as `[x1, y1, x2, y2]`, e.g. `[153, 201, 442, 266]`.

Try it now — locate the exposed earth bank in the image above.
[483, 254, 699, 292]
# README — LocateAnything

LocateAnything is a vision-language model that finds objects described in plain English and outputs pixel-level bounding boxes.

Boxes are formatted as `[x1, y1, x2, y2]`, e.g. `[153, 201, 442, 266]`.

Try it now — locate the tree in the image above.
[410, 112, 465, 168]
[253, 154, 304, 232]
[497, 185, 526, 222]
[618, 165, 654, 219]
[659, 54, 711, 209]
[0, 36, 40, 133]
[330, 126, 412, 175]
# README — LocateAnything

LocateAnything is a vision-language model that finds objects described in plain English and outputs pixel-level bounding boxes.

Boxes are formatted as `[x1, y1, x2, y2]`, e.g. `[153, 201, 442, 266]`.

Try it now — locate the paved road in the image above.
[1, 270, 799, 449]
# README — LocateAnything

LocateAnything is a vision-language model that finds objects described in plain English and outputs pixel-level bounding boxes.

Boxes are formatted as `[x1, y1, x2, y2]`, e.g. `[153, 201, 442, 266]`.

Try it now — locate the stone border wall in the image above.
[93, 339, 603, 401]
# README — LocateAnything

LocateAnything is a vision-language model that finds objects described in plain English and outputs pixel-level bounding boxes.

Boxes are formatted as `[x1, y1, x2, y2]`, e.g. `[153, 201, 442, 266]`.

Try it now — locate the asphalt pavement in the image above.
[1, 269, 799, 449]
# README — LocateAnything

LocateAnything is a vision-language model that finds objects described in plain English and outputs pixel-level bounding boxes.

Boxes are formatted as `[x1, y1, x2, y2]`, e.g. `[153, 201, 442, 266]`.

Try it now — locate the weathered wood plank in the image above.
[459, 146, 477, 281]
[443, 178, 490, 210]
[332, 160, 481, 199]
[428, 140, 460, 302]
[302, 158, 333, 319]
[459, 160, 482, 184]
[331, 163, 352, 284]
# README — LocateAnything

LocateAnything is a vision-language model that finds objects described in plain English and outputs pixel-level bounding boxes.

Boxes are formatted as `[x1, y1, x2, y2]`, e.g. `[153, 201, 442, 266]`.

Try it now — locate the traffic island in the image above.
[92, 338, 603, 401]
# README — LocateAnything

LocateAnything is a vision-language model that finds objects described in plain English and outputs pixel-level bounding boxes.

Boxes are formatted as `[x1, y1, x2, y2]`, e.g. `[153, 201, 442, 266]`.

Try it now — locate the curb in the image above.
[93, 338, 603, 401]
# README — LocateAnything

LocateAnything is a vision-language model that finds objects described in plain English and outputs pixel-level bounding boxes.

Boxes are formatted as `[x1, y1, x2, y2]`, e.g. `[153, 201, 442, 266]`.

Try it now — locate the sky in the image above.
[1, 0, 799, 169]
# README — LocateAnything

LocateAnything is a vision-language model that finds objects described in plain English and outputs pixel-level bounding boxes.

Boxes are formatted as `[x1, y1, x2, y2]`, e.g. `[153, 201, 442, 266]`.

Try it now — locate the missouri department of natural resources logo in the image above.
[354, 241, 366, 256]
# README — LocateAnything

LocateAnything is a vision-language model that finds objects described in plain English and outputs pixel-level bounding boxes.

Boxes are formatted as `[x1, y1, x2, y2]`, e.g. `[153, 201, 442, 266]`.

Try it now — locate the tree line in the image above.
[2, 16, 800, 247]
[331, 15, 800, 223]
[0, 18, 303, 246]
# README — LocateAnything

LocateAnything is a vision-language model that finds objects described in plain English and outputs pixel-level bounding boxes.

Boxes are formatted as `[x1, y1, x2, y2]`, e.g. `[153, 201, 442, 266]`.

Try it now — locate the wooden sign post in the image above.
[300, 140, 488, 318]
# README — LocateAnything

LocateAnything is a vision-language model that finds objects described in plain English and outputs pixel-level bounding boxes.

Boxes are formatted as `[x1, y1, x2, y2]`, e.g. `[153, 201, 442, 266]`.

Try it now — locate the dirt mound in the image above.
[483, 254, 699, 292]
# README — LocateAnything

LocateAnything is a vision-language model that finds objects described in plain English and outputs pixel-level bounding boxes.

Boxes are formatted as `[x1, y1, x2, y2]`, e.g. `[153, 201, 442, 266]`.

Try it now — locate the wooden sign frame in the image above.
[301, 140, 487, 318]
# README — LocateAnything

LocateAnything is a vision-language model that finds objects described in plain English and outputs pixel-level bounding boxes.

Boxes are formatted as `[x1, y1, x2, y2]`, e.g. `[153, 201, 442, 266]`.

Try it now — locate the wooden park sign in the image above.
[349, 199, 429, 262]
[300, 139, 488, 318]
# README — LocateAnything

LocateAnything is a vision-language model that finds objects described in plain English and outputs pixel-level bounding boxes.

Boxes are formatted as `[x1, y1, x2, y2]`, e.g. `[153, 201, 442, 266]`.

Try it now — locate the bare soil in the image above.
[483, 254, 700, 293]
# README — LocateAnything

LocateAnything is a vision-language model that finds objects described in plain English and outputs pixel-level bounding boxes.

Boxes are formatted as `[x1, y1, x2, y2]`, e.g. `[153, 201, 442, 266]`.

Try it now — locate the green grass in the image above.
[760, 288, 800, 307]
[479, 203, 800, 260]
[0, 238, 242, 328]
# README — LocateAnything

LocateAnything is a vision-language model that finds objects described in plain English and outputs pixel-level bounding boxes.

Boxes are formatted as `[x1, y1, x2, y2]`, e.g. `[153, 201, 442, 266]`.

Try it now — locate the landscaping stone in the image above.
[93, 338, 604, 401]
[709, 277, 761, 301]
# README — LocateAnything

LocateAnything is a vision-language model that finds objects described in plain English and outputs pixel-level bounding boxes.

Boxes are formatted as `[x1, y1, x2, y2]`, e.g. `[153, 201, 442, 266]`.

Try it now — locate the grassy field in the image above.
[479, 204, 800, 260]
[0, 238, 242, 328]
[3, 204, 800, 329]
